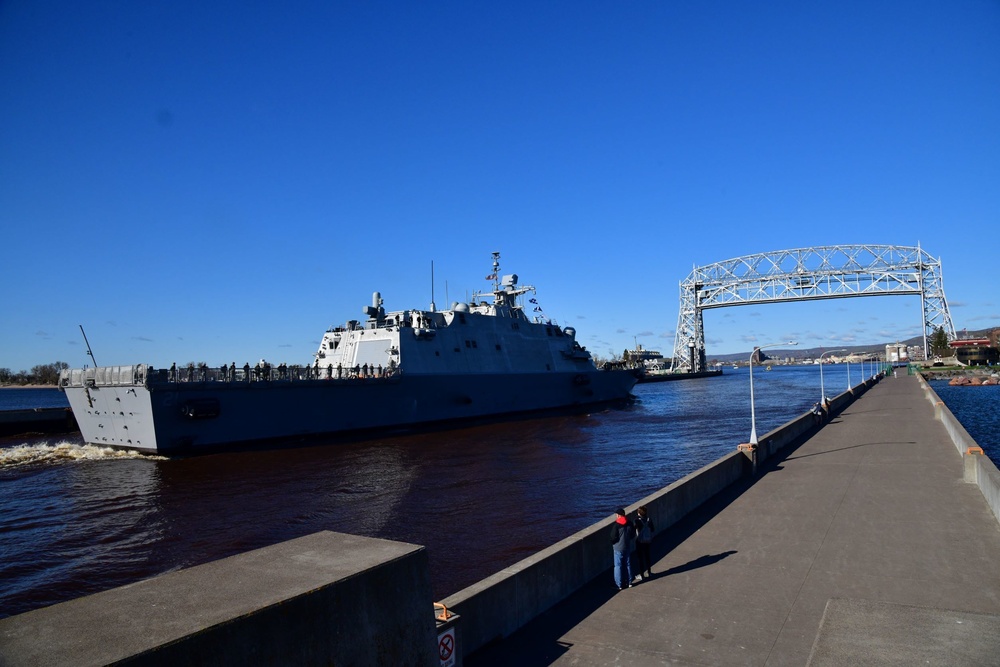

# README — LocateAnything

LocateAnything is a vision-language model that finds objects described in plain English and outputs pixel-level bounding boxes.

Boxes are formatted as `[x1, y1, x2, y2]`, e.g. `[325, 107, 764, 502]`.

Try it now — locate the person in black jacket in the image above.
[610, 507, 635, 590]
[634, 505, 655, 580]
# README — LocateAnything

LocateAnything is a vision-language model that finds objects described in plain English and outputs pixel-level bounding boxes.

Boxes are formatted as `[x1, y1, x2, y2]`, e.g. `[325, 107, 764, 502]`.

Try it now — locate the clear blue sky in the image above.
[2, 1, 998, 371]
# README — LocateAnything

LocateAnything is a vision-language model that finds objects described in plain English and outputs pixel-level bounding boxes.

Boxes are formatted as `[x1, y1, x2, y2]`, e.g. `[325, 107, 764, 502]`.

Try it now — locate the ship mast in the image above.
[491, 251, 500, 293]
[430, 260, 436, 312]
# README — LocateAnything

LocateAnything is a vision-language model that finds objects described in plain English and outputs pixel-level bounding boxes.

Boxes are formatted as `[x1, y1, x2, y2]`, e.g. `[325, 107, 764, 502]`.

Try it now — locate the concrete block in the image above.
[965, 452, 980, 483]
[0, 531, 437, 667]
[973, 455, 1000, 526]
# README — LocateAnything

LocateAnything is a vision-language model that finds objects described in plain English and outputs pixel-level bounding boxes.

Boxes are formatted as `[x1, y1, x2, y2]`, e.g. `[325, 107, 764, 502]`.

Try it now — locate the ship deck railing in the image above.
[59, 364, 402, 389]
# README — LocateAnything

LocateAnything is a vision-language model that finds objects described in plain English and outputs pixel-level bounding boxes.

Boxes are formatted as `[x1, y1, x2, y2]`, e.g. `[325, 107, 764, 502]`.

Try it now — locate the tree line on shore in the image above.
[0, 362, 69, 386]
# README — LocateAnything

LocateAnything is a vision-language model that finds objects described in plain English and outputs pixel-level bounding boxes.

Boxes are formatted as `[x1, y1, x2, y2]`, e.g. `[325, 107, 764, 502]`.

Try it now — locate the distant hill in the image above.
[704, 326, 999, 363]
[708, 346, 878, 364]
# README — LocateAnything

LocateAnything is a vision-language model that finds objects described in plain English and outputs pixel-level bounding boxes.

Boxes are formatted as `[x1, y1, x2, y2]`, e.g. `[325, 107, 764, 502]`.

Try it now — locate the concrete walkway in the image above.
[468, 375, 1000, 666]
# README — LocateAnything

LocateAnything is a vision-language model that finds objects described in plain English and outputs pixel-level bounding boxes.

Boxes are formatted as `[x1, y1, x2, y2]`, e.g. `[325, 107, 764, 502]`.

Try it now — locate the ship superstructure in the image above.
[314, 255, 593, 379]
[60, 253, 637, 455]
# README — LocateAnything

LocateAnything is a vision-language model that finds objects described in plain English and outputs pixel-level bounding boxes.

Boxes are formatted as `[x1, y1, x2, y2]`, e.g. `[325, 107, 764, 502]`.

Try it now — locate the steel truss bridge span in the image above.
[670, 244, 956, 372]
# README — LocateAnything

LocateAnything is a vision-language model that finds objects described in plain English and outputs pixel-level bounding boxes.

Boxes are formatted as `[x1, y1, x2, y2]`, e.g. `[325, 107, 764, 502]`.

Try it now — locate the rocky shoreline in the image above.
[946, 375, 999, 386]
[919, 368, 1000, 385]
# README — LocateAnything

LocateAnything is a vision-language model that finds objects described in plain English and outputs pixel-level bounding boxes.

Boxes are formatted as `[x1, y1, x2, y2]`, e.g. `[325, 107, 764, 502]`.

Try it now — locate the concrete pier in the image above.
[467, 374, 1000, 665]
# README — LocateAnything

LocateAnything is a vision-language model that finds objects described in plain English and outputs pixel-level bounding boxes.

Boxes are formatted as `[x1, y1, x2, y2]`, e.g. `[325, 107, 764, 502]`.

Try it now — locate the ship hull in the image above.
[636, 369, 723, 383]
[61, 369, 637, 455]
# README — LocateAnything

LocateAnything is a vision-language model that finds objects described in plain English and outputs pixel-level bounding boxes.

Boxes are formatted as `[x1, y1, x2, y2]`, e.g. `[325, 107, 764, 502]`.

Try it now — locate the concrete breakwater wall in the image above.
[917, 373, 1000, 525]
[442, 377, 877, 660]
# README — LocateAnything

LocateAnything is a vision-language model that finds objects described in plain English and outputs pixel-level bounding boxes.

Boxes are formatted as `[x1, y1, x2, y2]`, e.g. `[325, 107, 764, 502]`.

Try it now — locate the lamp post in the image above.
[846, 355, 852, 390]
[749, 340, 798, 445]
[819, 349, 847, 404]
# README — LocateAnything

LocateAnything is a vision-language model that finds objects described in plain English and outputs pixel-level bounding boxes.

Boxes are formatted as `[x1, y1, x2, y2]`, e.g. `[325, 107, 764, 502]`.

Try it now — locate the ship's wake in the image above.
[0, 441, 167, 468]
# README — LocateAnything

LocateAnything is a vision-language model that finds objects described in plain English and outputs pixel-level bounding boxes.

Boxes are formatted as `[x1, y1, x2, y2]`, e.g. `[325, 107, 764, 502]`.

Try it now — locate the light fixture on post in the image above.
[749, 340, 798, 446]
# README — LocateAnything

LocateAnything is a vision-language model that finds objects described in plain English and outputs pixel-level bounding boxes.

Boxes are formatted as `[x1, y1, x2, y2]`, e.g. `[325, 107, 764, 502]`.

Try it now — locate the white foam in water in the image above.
[0, 441, 167, 467]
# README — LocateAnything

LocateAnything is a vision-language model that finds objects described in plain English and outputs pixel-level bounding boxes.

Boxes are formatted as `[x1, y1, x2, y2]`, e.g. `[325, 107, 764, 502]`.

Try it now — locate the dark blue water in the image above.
[928, 380, 1000, 461]
[0, 388, 69, 410]
[0, 365, 972, 620]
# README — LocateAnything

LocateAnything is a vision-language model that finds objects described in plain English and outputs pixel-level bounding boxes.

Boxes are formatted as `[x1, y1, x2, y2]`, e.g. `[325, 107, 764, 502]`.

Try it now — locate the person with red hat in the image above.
[610, 507, 635, 590]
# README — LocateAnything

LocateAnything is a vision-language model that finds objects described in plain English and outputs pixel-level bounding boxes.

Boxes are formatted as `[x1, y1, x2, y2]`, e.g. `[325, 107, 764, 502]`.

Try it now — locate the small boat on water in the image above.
[623, 343, 722, 383]
[59, 253, 638, 455]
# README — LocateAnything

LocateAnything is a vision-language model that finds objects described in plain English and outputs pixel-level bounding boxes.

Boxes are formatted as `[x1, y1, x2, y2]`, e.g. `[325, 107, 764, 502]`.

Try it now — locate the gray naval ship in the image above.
[59, 253, 638, 455]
